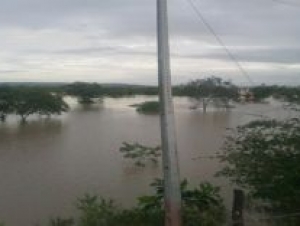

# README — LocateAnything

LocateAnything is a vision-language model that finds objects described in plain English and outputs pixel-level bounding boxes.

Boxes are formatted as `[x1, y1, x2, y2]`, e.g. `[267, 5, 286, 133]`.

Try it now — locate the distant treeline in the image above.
[4, 80, 299, 101]
[1, 79, 300, 122]
[251, 85, 300, 103]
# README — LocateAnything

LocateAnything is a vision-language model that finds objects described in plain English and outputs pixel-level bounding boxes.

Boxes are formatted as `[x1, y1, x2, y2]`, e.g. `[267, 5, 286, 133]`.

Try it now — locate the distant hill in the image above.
[0, 82, 156, 88]
[0, 82, 68, 87]
[100, 83, 156, 88]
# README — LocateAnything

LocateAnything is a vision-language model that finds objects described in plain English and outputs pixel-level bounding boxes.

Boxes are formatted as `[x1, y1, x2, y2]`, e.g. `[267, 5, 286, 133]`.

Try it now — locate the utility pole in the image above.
[157, 0, 182, 226]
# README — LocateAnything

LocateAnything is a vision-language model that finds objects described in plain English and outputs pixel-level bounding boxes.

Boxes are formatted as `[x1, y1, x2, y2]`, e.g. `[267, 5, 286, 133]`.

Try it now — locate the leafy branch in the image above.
[119, 142, 161, 167]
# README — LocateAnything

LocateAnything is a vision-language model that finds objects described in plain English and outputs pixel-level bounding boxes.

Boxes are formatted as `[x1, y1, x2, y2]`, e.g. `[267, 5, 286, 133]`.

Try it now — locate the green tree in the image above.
[0, 86, 14, 122]
[180, 77, 238, 112]
[218, 118, 300, 213]
[65, 82, 103, 104]
[37, 93, 69, 117]
[14, 89, 69, 122]
[251, 85, 300, 104]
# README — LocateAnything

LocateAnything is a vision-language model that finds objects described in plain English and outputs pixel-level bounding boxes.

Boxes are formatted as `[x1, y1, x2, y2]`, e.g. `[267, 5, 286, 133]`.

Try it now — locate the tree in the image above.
[251, 85, 300, 104]
[0, 86, 14, 122]
[65, 82, 103, 104]
[218, 118, 300, 213]
[37, 93, 69, 117]
[181, 77, 238, 112]
[14, 89, 69, 122]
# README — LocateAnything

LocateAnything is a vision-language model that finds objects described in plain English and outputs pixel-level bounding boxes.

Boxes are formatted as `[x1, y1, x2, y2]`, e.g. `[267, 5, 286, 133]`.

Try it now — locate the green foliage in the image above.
[179, 77, 238, 100]
[251, 85, 300, 104]
[76, 179, 225, 226]
[138, 179, 226, 226]
[77, 195, 120, 226]
[49, 218, 74, 226]
[64, 82, 103, 104]
[0, 86, 14, 121]
[135, 101, 160, 114]
[14, 89, 69, 121]
[37, 93, 69, 117]
[218, 118, 300, 212]
[119, 142, 161, 167]
[0, 87, 69, 122]
[0, 179, 225, 226]
[177, 77, 238, 112]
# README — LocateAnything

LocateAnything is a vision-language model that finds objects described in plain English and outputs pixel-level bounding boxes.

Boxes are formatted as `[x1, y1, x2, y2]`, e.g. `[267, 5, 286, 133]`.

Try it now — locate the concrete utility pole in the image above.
[156, 0, 182, 226]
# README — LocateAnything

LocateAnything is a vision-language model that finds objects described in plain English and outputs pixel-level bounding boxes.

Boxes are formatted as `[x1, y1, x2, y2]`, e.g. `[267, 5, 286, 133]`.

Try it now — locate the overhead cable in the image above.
[185, 0, 255, 86]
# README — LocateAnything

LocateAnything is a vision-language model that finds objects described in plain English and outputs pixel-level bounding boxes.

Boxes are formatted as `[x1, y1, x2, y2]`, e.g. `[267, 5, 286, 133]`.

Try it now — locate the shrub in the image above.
[119, 142, 161, 167]
[218, 118, 300, 213]
[135, 101, 160, 114]
[76, 179, 226, 226]
[49, 218, 74, 226]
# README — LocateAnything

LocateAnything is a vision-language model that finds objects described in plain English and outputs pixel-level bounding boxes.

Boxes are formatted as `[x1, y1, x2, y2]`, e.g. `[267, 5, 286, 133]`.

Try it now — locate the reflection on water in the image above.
[0, 96, 289, 226]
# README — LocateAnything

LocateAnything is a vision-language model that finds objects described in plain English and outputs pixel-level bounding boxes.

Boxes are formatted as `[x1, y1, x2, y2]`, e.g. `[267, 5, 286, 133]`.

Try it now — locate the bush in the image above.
[76, 179, 226, 226]
[49, 218, 74, 226]
[218, 118, 300, 213]
[135, 101, 160, 114]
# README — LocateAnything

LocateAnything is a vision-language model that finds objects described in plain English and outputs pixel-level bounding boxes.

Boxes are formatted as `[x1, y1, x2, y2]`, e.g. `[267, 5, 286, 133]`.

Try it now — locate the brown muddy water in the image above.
[0, 96, 290, 226]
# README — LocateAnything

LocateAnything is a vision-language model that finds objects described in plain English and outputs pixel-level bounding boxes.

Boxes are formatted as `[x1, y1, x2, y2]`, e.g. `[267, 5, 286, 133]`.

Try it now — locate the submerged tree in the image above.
[14, 89, 69, 122]
[135, 101, 160, 114]
[37, 93, 69, 117]
[65, 82, 103, 104]
[119, 142, 161, 167]
[0, 86, 14, 122]
[251, 85, 300, 104]
[181, 77, 238, 112]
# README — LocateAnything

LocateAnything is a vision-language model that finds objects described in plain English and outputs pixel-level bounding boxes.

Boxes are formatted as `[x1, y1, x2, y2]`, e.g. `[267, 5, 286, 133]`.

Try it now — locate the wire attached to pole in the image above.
[185, 0, 255, 86]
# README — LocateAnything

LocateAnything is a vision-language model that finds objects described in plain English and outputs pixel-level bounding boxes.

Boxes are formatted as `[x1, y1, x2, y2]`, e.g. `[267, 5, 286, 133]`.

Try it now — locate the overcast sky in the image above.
[0, 0, 299, 85]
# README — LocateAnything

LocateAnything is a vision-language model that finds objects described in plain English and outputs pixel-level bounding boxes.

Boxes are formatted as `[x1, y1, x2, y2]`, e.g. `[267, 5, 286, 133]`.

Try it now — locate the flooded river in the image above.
[0, 96, 289, 226]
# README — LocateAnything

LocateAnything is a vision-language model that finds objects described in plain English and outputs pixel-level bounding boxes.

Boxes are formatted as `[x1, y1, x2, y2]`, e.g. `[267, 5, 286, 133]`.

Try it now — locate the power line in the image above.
[185, 0, 255, 86]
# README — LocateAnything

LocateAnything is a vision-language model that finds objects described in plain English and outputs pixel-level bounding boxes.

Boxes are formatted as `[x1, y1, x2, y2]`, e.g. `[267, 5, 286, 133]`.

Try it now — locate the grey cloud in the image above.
[175, 46, 300, 64]
[0, 70, 24, 74]
[0, 0, 300, 84]
[57, 47, 155, 56]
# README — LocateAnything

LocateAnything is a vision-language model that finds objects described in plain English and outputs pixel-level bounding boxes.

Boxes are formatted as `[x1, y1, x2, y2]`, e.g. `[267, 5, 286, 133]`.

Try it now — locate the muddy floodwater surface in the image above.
[0, 96, 289, 226]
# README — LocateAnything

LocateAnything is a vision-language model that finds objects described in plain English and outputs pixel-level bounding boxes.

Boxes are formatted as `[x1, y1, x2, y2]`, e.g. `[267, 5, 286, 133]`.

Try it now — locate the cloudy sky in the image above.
[0, 0, 299, 85]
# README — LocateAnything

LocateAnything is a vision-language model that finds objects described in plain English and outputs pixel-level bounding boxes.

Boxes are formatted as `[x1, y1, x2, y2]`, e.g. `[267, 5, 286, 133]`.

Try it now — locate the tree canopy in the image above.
[218, 118, 300, 213]
[251, 85, 300, 104]
[177, 77, 238, 112]
[0, 86, 14, 121]
[64, 82, 104, 104]
[0, 87, 69, 122]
